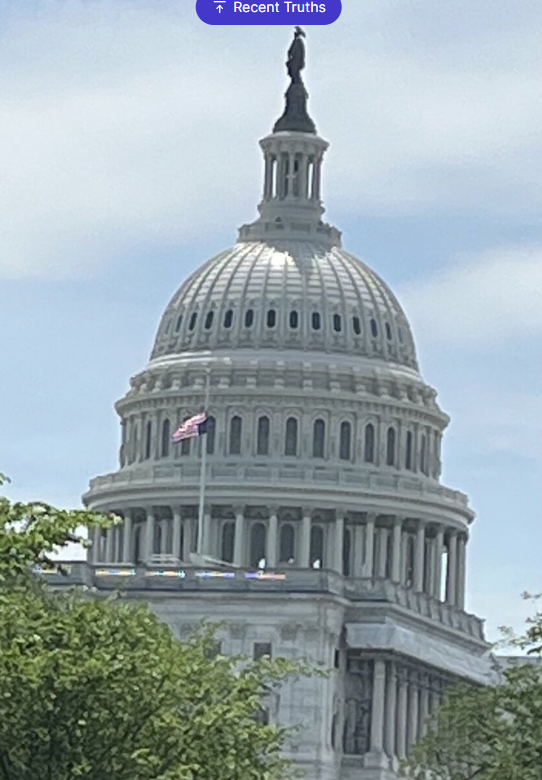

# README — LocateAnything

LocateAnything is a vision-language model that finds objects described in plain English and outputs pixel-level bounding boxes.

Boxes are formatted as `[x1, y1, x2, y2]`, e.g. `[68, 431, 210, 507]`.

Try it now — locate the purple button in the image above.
[196, 0, 342, 25]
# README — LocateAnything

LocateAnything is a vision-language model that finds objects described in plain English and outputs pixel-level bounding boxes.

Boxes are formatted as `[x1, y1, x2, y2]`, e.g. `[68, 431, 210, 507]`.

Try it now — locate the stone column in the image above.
[456, 534, 466, 609]
[433, 527, 444, 600]
[426, 535, 435, 596]
[144, 510, 155, 563]
[396, 669, 408, 760]
[377, 528, 388, 577]
[369, 660, 386, 754]
[384, 661, 397, 759]
[234, 506, 245, 566]
[407, 673, 419, 749]
[391, 517, 402, 582]
[413, 521, 425, 592]
[300, 509, 312, 567]
[268, 509, 278, 568]
[172, 509, 182, 561]
[446, 530, 458, 605]
[122, 511, 133, 562]
[362, 514, 375, 577]
[333, 511, 345, 574]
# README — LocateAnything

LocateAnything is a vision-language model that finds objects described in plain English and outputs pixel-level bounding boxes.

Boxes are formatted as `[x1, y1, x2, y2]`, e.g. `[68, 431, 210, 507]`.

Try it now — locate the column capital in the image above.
[302, 506, 313, 519]
[366, 511, 377, 524]
[233, 504, 245, 518]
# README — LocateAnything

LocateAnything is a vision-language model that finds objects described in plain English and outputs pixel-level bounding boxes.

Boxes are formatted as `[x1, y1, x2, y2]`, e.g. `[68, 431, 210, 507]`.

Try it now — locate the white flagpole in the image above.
[196, 367, 211, 556]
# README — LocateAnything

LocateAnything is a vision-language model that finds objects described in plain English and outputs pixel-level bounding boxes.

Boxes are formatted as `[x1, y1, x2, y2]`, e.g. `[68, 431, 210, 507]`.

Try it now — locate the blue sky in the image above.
[1, 0, 541, 643]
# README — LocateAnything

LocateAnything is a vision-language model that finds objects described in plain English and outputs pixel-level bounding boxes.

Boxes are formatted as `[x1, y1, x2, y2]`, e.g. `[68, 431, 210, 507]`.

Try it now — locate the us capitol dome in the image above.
[70, 30, 490, 780]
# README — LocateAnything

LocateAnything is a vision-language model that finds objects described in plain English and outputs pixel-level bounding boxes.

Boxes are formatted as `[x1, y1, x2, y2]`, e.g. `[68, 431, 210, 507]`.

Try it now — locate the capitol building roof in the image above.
[151, 240, 419, 371]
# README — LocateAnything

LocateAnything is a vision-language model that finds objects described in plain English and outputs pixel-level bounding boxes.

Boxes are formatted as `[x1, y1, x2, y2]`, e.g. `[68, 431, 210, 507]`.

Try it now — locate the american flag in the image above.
[172, 412, 208, 443]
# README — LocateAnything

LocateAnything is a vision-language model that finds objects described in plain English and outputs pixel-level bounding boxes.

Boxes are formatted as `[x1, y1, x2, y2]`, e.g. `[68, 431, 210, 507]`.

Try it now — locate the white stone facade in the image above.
[69, 46, 493, 780]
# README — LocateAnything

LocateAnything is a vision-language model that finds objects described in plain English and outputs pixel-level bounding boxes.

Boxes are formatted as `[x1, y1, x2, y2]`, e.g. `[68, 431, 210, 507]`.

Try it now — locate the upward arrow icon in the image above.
[216, 3, 223, 9]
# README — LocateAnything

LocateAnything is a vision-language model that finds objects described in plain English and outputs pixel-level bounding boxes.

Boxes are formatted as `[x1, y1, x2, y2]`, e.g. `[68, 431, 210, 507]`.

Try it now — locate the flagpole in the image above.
[196, 367, 211, 556]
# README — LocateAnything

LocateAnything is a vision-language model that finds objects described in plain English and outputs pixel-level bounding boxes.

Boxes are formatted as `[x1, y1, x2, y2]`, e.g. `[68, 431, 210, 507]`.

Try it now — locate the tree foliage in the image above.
[0, 475, 311, 780]
[403, 598, 542, 780]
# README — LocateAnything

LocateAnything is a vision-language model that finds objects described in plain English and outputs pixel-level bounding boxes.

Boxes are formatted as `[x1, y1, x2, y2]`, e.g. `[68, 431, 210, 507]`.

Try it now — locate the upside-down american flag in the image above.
[171, 411, 208, 443]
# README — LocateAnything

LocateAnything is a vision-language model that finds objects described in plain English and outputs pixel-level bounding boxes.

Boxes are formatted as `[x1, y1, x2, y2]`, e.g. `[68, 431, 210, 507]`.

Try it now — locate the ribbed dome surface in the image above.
[150, 240, 418, 370]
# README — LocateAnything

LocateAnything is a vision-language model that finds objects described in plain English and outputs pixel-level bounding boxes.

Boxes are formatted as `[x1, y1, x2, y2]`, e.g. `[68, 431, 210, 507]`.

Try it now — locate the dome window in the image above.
[352, 316, 361, 335]
[405, 431, 413, 470]
[279, 523, 295, 563]
[398, 327, 404, 344]
[161, 419, 170, 458]
[206, 416, 216, 455]
[245, 309, 254, 328]
[310, 526, 324, 568]
[266, 309, 276, 328]
[205, 311, 214, 330]
[370, 318, 378, 338]
[229, 415, 242, 455]
[385, 323, 392, 341]
[364, 423, 375, 463]
[221, 522, 235, 564]
[144, 421, 152, 460]
[257, 415, 270, 455]
[249, 522, 266, 568]
[339, 421, 352, 461]
[188, 313, 197, 331]
[175, 314, 183, 332]
[311, 312, 321, 331]
[289, 310, 299, 329]
[386, 427, 396, 466]
[333, 314, 342, 332]
[224, 309, 233, 329]
[285, 417, 298, 456]
[313, 418, 326, 458]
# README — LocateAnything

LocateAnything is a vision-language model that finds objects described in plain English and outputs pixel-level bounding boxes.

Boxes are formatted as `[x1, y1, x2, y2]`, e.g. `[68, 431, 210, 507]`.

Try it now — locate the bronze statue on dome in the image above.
[286, 27, 306, 84]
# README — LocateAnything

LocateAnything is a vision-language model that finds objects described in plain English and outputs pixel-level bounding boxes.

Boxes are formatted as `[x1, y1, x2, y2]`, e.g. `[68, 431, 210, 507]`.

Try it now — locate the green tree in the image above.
[403, 598, 542, 780]
[0, 475, 311, 780]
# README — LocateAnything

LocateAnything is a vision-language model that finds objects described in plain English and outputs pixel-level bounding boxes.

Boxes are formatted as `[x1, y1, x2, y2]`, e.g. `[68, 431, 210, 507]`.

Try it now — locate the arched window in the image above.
[224, 309, 233, 328]
[352, 316, 361, 335]
[333, 314, 342, 332]
[420, 434, 428, 475]
[257, 415, 270, 455]
[405, 431, 413, 470]
[279, 523, 295, 563]
[266, 309, 276, 328]
[364, 423, 375, 463]
[386, 427, 396, 466]
[180, 437, 190, 456]
[370, 318, 378, 338]
[285, 417, 298, 456]
[221, 522, 235, 563]
[131, 423, 139, 463]
[289, 310, 299, 329]
[339, 421, 352, 461]
[144, 421, 152, 460]
[249, 522, 266, 568]
[175, 314, 183, 332]
[405, 535, 415, 587]
[245, 309, 254, 328]
[161, 418, 170, 458]
[206, 415, 216, 455]
[310, 526, 324, 567]
[398, 327, 404, 344]
[204, 311, 214, 330]
[343, 528, 351, 577]
[385, 322, 392, 341]
[188, 312, 197, 331]
[313, 418, 326, 458]
[229, 415, 242, 455]
[312, 312, 321, 331]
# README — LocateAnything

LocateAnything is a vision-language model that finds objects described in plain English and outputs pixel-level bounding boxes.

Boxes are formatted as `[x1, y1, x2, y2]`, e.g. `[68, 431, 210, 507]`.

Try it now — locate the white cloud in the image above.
[0, 1, 540, 279]
[398, 245, 542, 346]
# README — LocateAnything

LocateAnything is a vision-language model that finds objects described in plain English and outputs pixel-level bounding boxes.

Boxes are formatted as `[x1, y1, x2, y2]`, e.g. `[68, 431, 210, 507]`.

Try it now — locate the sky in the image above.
[1, 0, 541, 644]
